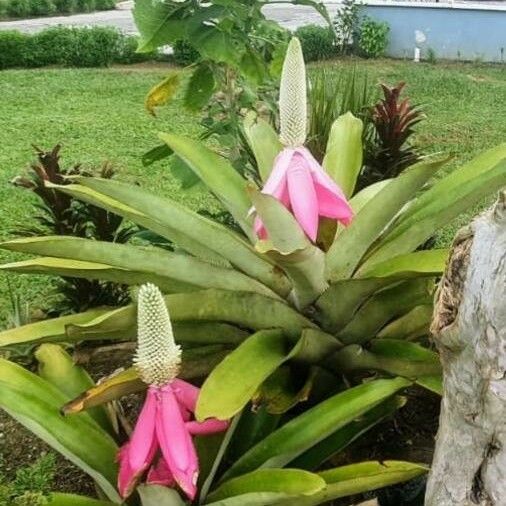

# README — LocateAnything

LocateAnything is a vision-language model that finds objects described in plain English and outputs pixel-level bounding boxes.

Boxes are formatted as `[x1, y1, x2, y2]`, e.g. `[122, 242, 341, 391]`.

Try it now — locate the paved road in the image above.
[0, 1, 503, 34]
[0, 1, 336, 34]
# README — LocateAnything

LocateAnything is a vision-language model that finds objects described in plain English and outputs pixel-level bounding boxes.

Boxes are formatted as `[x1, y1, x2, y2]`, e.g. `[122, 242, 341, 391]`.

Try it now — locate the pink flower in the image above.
[117, 378, 228, 500]
[254, 147, 354, 242]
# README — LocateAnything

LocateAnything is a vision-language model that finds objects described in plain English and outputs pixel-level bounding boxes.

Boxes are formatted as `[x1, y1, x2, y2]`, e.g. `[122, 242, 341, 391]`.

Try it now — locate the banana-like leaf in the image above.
[356, 249, 448, 278]
[337, 278, 434, 345]
[243, 112, 282, 182]
[207, 469, 326, 503]
[35, 344, 112, 432]
[50, 178, 290, 296]
[223, 377, 410, 479]
[322, 112, 363, 198]
[291, 396, 406, 470]
[159, 132, 253, 236]
[0, 307, 110, 346]
[378, 304, 433, 340]
[349, 179, 392, 214]
[47, 494, 117, 506]
[364, 146, 506, 267]
[0, 236, 279, 299]
[145, 71, 180, 116]
[299, 461, 428, 505]
[328, 339, 441, 388]
[0, 257, 197, 294]
[326, 157, 448, 281]
[0, 359, 120, 502]
[66, 290, 315, 342]
[138, 485, 186, 505]
[197, 330, 296, 421]
[315, 277, 398, 333]
[250, 189, 328, 308]
[63, 346, 231, 415]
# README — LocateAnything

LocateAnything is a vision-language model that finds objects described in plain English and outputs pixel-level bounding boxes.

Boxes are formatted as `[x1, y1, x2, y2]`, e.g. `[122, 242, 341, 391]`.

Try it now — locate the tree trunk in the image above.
[425, 191, 506, 506]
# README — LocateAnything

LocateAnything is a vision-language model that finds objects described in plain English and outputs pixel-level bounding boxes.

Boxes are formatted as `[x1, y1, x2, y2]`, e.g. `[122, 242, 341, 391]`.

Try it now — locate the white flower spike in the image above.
[279, 37, 307, 148]
[134, 283, 181, 386]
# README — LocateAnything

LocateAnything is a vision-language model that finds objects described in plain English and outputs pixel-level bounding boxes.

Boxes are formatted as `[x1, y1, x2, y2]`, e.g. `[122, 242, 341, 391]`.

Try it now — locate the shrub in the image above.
[359, 16, 390, 58]
[333, 0, 362, 54]
[28, 0, 55, 16]
[294, 24, 336, 62]
[0, 30, 28, 69]
[94, 0, 114, 10]
[172, 39, 200, 66]
[52, 0, 76, 13]
[74, 0, 94, 11]
[5, 0, 30, 17]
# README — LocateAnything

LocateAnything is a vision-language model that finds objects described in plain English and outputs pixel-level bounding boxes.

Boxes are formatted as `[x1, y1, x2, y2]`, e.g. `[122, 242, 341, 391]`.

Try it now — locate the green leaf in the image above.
[223, 377, 410, 479]
[35, 344, 112, 433]
[170, 154, 201, 189]
[133, 0, 187, 52]
[243, 112, 282, 182]
[0, 236, 279, 299]
[250, 189, 328, 308]
[145, 71, 180, 116]
[47, 493, 117, 506]
[0, 307, 110, 347]
[356, 249, 449, 278]
[328, 339, 441, 381]
[204, 492, 298, 506]
[322, 112, 363, 198]
[378, 304, 433, 340]
[184, 64, 216, 111]
[291, 396, 406, 470]
[207, 469, 326, 503]
[0, 257, 197, 294]
[316, 460, 428, 503]
[158, 132, 252, 236]
[196, 330, 297, 421]
[51, 177, 290, 296]
[365, 145, 506, 267]
[349, 179, 392, 213]
[315, 277, 400, 333]
[337, 278, 434, 345]
[66, 290, 315, 342]
[325, 157, 448, 281]
[240, 48, 268, 86]
[192, 27, 238, 65]
[0, 359, 119, 502]
[142, 143, 172, 167]
[138, 484, 186, 506]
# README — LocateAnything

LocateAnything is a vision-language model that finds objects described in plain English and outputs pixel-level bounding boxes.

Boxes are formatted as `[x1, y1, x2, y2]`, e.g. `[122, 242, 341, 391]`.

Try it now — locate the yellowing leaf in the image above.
[145, 71, 180, 116]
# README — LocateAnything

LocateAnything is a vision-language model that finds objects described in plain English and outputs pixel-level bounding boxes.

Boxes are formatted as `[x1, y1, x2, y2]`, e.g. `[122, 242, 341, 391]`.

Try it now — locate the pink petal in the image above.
[254, 215, 268, 240]
[261, 148, 294, 196]
[186, 418, 229, 435]
[147, 456, 176, 487]
[171, 378, 200, 412]
[315, 182, 354, 226]
[156, 385, 199, 500]
[286, 153, 319, 242]
[299, 147, 349, 200]
[128, 388, 158, 472]
[117, 442, 155, 498]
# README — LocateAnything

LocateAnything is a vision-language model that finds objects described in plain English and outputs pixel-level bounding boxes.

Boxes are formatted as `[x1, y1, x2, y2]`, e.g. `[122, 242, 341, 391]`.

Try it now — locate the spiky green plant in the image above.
[0, 39, 504, 505]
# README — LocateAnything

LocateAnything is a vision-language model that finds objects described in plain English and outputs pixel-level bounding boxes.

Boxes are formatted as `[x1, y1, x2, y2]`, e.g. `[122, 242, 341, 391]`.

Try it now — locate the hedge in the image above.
[0, 0, 115, 19]
[294, 24, 337, 62]
[0, 26, 160, 69]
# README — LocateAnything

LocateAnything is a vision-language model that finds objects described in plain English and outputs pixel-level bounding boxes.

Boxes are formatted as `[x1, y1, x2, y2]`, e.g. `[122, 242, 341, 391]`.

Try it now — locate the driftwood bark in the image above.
[425, 191, 506, 506]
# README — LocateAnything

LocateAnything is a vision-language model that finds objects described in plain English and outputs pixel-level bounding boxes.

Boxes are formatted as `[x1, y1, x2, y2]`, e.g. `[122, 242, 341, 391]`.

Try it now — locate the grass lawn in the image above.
[0, 59, 505, 323]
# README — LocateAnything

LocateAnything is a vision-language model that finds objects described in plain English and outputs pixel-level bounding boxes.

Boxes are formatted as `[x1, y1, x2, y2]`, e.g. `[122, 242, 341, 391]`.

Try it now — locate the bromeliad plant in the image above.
[0, 38, 505, 505]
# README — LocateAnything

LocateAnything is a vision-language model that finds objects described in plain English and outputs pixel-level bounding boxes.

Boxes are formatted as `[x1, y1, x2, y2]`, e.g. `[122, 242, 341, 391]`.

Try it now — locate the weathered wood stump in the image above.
[425, 191, 506, 506]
